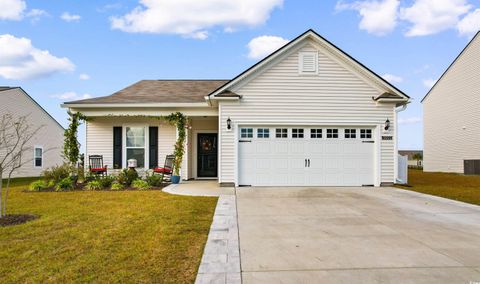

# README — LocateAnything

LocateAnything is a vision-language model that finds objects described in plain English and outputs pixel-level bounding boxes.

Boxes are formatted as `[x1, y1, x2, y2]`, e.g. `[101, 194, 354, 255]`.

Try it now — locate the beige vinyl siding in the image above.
[86, 117, 175, 170]
[423, 34, 480, 173]
[0, 88, 64, 178]
[218, 41, 397, 184]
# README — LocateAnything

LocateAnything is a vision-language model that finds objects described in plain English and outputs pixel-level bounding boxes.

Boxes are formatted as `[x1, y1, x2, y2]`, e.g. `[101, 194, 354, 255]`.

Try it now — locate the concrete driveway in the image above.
[236, 187, 480, 283]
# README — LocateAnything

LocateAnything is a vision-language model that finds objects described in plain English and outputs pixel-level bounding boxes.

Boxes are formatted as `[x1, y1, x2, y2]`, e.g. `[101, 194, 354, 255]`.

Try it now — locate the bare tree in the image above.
[0, 113, 44, 218]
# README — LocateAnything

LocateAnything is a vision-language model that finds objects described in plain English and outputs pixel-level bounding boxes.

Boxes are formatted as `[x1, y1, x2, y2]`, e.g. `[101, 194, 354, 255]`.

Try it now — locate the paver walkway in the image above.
[195, 195, 241, 284]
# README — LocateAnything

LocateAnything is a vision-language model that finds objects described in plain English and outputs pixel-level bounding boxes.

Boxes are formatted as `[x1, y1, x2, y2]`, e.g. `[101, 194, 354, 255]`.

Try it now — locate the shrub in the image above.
[132, 179, 151, 190]
[110, 182, 124, 191]
[43, 164, 73, 183]
[55, 177, 74, 191]
[117, 168, 139, 187]
[85, 180, 102, 191]
[99, 175, 115, 188]
[145, 173, 163, 187]
[29, 180, 48, 192]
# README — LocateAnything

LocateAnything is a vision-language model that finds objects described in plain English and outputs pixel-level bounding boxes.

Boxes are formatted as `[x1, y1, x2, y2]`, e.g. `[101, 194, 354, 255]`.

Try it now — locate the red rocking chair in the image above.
[88, 155, 108, 176]
[153, 154, 174, 180]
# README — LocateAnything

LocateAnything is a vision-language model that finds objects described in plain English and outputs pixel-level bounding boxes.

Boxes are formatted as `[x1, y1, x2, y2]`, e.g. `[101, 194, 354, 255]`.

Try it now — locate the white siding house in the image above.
[63, 30, 409, 187]
[422, 32, 480, 174]
[0, 87, 65, 178]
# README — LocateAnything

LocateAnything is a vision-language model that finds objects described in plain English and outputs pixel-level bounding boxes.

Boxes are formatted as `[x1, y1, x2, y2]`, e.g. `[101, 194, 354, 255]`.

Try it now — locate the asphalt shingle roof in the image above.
[65, 80, 229, 104]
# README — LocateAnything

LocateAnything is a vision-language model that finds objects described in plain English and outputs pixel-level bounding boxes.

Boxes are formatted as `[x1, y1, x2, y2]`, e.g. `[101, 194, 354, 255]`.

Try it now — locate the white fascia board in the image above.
[61, 102, 210, 108]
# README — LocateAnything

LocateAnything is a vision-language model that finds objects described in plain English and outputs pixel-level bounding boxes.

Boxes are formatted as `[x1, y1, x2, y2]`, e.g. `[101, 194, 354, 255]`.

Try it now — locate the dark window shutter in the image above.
[113, 127, 122, 169]
[149, 127, 158, 169]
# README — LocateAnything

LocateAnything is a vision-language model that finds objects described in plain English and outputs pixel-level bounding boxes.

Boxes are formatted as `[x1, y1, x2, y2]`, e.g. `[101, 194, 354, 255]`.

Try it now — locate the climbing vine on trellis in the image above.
[163, 112, 187, 176]
[64, 111, 87, 166]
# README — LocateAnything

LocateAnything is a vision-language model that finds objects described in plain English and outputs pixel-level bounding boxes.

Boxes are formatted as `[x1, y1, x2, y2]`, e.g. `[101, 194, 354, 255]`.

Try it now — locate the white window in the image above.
[34, 147, 43, 168]
[257, 128, 269, 138]
[360, 129, 372, 139]
[345, 129, 357, 139]
[126, 126, 146, 168]
[240, 128, 253, 138]
[292, 128, 304, 138]
[326, 129, 338, 138]
[299, 51, 318, 74]
[276, 128, 288, 138]
[311, 129, 322, 138]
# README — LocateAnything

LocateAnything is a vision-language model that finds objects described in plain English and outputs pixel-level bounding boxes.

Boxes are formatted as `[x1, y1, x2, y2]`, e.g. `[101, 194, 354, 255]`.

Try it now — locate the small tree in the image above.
[0, 113, 44, 217]
[412, 152, 423, 167]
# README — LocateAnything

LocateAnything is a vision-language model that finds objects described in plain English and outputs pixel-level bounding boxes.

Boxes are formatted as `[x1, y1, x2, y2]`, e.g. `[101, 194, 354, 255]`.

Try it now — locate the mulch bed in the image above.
[24, 183, 167, 193]
[0, 214, 38, 227]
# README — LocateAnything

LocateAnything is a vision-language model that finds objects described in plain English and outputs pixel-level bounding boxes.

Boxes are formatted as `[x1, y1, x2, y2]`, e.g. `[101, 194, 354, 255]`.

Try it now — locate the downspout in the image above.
[394, 103, 408, 183]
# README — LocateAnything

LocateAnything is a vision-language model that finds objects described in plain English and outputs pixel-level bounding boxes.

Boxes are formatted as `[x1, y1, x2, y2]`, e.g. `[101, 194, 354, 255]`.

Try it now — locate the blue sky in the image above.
[1, 0, 479, 150]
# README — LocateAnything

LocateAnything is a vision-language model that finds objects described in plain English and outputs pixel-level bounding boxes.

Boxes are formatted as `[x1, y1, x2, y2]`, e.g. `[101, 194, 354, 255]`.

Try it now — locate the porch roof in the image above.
[63, 80, 229, 105]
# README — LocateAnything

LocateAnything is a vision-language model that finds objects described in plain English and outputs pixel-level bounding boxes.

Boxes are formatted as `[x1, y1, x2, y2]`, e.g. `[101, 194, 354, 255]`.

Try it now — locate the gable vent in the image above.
[299, 51, 318, 74]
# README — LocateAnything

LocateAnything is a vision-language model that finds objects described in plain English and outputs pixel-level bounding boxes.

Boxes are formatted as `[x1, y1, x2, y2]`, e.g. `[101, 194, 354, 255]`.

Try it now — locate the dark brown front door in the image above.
[197, 133, 218, 177]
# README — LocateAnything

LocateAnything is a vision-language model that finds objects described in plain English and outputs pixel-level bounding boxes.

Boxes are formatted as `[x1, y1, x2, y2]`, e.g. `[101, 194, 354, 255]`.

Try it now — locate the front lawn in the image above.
[0, 178, 217, 283]
[396, 169, 480, 206]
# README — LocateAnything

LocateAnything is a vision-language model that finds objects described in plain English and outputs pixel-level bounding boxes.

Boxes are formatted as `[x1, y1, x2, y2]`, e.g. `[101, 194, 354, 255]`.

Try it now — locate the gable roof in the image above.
[64, 80, 229, 105]
[421, 31, 480, 103]
[209, 29, 409, 101]
[0, 87, 65, 130]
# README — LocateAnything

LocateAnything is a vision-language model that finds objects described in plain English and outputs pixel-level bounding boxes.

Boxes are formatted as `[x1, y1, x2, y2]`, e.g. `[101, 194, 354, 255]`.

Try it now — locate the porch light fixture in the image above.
[384, 119, 390, 131]
[227, 117, 232, 130]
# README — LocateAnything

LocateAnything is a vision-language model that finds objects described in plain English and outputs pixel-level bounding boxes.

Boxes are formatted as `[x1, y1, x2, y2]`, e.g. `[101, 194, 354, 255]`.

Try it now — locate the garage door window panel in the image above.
[292, 128, 304, 138]
[241, 128, 253, 138]
[311, 129, 322, 138]
[327, 129, 338, 138]
[257, 128, 270, 138]
[345, 129, 357, 139]
[276, 128, 288, 138]
[360, 129, 372, 139]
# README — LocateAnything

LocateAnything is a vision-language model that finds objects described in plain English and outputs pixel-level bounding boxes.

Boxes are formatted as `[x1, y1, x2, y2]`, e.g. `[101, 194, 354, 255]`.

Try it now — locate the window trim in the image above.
[34, 146, 43, 168]
[123, 125, 149, 169]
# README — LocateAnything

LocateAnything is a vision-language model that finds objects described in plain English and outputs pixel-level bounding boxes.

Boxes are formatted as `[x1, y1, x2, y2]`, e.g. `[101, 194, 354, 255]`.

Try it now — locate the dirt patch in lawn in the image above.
[0, 214, 38, 227]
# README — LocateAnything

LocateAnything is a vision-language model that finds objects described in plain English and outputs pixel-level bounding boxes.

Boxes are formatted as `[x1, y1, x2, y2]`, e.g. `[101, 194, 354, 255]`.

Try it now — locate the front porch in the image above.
[83, 115, 220, 181]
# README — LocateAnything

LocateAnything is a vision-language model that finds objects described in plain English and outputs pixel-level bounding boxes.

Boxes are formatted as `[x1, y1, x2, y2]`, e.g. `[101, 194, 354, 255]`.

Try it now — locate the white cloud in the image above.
[0, 0, 26, 20]
[398, 116, 422, 125]
[0, 34, 75, 80]
[79, 73, 90, 80]
[457, 9, 480, 36]
[247, 35, 289, 60]
[423, 78, 437, 88]
[61, 12, 81, 22]
[110, 0, 283, 39]
[400, 0, 471, 37]
[50, 92, 92, 101]
[336, 0, 400, 36]
[382, 73, 403, 83]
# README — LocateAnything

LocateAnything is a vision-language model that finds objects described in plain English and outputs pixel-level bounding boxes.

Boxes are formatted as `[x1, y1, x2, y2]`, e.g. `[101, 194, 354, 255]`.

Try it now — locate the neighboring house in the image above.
[422, 31, 480, 174]
[0, 87, 64, 178]
[62, 29, 409, 187]
[398, 150, 423, 167]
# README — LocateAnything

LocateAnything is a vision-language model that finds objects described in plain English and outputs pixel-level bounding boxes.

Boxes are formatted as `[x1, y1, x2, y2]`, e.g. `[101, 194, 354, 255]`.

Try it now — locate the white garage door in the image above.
[238, 127, 375, 186]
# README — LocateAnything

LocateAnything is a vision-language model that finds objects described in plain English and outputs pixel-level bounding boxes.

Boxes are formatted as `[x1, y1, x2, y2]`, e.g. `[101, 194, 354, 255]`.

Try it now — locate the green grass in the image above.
[396, 169, 480, 206]
[0, 178, 217, 283]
